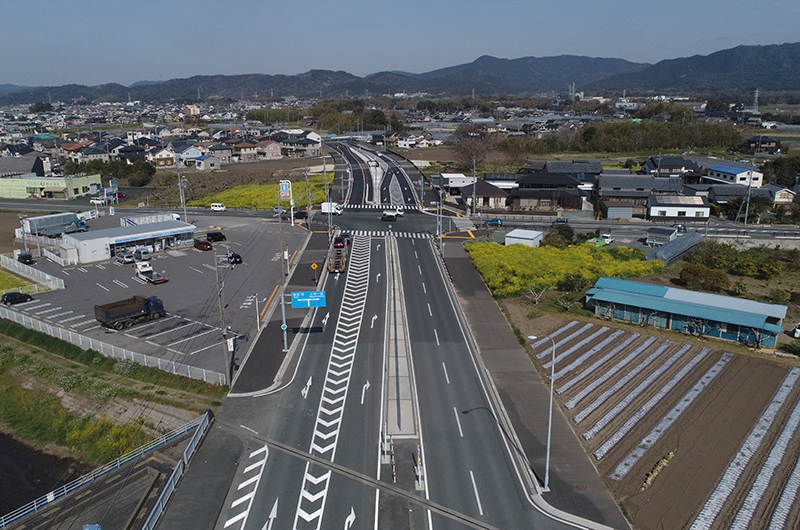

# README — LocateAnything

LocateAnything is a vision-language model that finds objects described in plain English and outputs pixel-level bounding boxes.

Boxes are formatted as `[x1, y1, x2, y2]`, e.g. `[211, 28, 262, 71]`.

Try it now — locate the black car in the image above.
[294, 211, 308, 220]
[206, 231, 227, 242]
[227, 252, 242, 264]
[333, 236, 346, 248]
[17, 253, 34, 264]
[340, 232, 352, 245]
[2, 292, 33, 305]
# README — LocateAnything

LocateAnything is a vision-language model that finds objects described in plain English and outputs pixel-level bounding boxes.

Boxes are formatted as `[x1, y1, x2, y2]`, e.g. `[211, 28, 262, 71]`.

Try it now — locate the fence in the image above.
[42, 248, 77, 266]
[142, 409, 213, 530]
[0, 411, 211, 528]
[0, 307, 227, 385]
[0, 254, 65, 290]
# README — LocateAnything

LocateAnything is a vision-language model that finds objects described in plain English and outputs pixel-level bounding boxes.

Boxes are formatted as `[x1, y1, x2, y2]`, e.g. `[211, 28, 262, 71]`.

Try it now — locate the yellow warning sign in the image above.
[311, 263, 318, 270]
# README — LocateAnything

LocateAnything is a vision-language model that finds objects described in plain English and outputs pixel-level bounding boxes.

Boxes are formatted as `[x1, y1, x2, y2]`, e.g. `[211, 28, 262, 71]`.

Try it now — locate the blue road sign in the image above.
[291, 290, 326, 309]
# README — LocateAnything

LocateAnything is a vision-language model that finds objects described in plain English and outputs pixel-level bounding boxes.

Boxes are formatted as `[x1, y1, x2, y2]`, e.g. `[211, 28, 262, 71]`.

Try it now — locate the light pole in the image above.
[529, 334, 556, 492]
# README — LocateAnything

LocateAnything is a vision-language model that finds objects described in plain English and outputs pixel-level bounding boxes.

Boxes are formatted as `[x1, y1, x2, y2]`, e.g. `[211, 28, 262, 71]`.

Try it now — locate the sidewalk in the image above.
[442, 241, 630, 530]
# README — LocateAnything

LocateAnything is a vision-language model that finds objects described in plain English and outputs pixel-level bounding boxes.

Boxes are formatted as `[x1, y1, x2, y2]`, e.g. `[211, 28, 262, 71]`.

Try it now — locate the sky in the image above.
[3, 0, 798, 88]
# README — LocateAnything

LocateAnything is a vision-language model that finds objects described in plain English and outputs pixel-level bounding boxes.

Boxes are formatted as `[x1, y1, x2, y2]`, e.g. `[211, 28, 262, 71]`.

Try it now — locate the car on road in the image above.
[340, 232, 352, 245]
[113, 192, 127, 198]
[333, 236, 346, 248]
[273, 206, 287, 215]
[210, 203, 226, 212]
[381, 211, 398, 222]
[485, 218, 503, 227]
[194, 240, 212, 251]
[17, 253, 34, 264]
[294, 210, 308, 220]
[206, 231, 226, 242]
[227, 252, 242, 264]
[551, 218, 569, 227]
[2, 292, 33, 305]
[671, 223, 687, 233]
[116, 253, 135, 264]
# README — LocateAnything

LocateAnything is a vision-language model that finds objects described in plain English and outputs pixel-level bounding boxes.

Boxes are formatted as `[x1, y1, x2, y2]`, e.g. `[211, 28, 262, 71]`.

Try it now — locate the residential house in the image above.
[232, 141, 257, 163]
[597, 175, 683, 215]
[431, 173, 476, 195]
[117, 145, 145, 164]
[646, 195, 709, 221]
[175, 145, 204, 167]
[762, 183, 795, 205]
[738, 135, 779, 154]
[507, 173, 588, 210]
[483, 173, 521, 190]
[459, 180, 509, 211]
[195, 155, 221, 171]
[149, 146, 176, 168]
[256, 140, 281, 160]
[706, 185, 771, 207]
[640, 155, 702, 177]
[208, 144, 233, 164]
[704, 164, 763, 188]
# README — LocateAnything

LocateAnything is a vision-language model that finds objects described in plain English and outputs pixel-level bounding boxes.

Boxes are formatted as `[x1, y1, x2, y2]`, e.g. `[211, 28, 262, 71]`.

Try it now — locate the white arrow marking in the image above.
[301, 376, 312, 399]
[322, 312, 330, 327]
[371, 314, 378, 328]
[344, 507, 356, 529]
[377, 244, 381, 251]
[335, 275, 340, 283]
[376, 272, 381, 282]
[361, 381, 370, 404]
[262, 498, 278, 530]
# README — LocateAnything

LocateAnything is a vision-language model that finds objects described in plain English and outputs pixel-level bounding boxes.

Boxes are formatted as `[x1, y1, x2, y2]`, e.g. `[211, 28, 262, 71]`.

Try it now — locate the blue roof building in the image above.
[586, 277, 786, 348]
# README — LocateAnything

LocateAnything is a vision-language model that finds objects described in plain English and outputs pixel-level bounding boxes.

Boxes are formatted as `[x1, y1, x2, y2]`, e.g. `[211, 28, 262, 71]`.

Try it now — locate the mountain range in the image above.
[1, 42, 798, 106]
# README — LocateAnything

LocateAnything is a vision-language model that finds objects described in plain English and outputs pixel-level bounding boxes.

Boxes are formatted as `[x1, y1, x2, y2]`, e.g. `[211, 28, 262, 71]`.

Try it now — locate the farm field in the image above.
[529, 316, 800, 530]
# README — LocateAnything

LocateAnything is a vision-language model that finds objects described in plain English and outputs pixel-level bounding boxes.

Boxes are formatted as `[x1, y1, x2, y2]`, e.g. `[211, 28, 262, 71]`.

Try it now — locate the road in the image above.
[186, 143, 597, 530]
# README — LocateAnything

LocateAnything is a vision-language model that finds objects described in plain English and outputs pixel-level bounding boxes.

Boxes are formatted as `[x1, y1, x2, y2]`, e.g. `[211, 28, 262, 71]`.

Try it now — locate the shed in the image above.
[645, 226, 678, 246]
[602, 200, 634, 220]
[644, 232, 703, 265]
[504, 229, 543, 247]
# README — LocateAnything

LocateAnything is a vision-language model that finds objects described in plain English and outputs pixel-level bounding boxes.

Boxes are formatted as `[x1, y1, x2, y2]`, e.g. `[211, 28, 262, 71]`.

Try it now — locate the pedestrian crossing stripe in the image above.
[348, 230, 431, 239]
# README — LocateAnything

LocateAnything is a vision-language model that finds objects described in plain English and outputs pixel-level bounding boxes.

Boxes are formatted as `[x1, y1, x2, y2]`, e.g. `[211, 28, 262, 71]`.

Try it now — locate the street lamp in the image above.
[529, 334, 556, 492]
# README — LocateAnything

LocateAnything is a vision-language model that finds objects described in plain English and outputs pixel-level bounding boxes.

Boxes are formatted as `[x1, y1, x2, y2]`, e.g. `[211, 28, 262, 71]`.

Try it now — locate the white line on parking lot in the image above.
[78, 267, 88, 273]
[166, 328, 219, 347]
[189, 267, 204, 274]
[131, 314, 178, 331]
[143, 320, 203, 339]
[62, 270, 70, 275]
[59, 315, 86, 323]
[188, 340, 226, 355]
[82, 325, 101, 332]
[71, 319, 97, 328]
[26, 303, 52, 310]
[96, 283, 109, 291]
[113, 280, 129, 288]
[96, 264, 106, 270]
[131, 276, 147, 285]
[202, 263, 215, 271]
[36, 307, 63, 315]
[47, 311, 73, 319]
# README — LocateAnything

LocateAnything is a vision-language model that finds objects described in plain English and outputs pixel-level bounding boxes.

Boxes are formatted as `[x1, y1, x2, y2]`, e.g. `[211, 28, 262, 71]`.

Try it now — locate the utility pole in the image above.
[214, 253, 230, 380]
[472, 158, 477, 217]
[178, 176, 188, 223]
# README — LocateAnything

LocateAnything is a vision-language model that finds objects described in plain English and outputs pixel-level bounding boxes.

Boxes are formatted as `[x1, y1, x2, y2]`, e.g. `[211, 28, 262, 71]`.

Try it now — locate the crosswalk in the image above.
[346, 230, 431, 239]
[342, 204, 420, 210]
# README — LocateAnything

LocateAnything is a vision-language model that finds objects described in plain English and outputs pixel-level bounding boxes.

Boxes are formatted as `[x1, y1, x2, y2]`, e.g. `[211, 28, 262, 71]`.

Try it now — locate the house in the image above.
[645, 226, 678, 246]
[117, 145, 145, 164]
[175, 145, 204, 167]
[585, 277, 786, 348]
[762, 183, 795, 205]
[646, 195, 710, 221]
[483, 173, 521, 190]
[704, 165, 763, 188]
[507, 173, 589, 210]
[431, 173, 476, 195]
[640, 155, 701, 176]
[707, 184, 771, 207]
[149, 146, 176, 168]
[195, 155, 221, 171]
[597, 175, 683, 215]
[232, 141, 257, 163]
[256, 140, 281, 160]
[738, 135, 778, 154]
[459, 180, 509, 211]
[208, 144, 233, 164]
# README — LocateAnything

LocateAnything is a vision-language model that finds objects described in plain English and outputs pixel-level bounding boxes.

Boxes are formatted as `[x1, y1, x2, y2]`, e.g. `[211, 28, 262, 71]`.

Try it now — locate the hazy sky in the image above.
[4, 0, 798, 87]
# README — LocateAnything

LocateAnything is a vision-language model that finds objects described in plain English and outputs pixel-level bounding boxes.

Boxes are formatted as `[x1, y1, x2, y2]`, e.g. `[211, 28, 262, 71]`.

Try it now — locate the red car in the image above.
[114, 192, 127, 198]
[194, 240, 212, 251]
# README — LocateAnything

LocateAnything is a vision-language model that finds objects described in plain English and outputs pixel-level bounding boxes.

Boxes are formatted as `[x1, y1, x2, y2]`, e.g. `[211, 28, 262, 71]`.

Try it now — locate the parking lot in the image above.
[8, 211, 309, 376]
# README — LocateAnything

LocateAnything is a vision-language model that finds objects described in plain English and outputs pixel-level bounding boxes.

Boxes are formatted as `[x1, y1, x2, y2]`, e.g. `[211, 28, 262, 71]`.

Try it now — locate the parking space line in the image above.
[144, 321, 203, 339]
[59, 315, 86, 323]
[36, 307, 63, 315]
[71, 319, 97, 328]
[202, 263, 215, 271]
[96, 264, 106, 270]
[26, 303, 51, 310]
[47, 311, 74, 319]
[113, 279, 129, 288]
[78, 267, 88, 273]
[81, 325, 101, 332]
[187, 340, 226, 355]
[166, 328, 218, 347]
[96, 283, 109, 291]
[132, 314, 179, 331]
[189, 267, 204, 274]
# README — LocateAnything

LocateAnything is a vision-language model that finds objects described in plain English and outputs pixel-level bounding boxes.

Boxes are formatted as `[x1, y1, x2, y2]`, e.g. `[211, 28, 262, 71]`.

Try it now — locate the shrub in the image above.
[768, 288, 790, 304]
[680, 263, 730, 292]
[113, 359, 139, 378]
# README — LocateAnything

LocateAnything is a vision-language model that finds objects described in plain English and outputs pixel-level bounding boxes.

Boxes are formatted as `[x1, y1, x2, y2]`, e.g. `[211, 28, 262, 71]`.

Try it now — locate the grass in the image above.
[0, 269, 28, 291]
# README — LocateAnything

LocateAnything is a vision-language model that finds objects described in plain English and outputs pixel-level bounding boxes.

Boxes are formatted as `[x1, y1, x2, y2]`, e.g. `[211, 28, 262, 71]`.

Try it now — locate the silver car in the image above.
[116, 253, 135, 264]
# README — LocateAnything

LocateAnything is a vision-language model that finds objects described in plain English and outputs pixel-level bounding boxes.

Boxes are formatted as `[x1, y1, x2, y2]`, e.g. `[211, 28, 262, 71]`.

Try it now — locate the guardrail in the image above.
[0, 255, 65, 290]
[0, 412, 210, 528]
[0, 307, 226, 385]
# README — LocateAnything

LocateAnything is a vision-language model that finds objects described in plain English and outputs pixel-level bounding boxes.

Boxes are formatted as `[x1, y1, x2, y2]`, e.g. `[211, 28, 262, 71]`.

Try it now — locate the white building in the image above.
[504, 229, 543, 247]
[646, 195, 710, 221]
[704, 164, 763, 188]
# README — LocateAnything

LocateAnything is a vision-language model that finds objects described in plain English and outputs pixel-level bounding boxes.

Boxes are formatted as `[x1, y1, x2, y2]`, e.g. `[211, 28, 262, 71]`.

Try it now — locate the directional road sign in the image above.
[291, 290, 326, 309]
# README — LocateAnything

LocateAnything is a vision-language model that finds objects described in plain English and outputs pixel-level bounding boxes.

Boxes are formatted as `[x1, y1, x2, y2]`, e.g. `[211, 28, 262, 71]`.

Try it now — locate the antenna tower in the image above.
[753, 88, 759, 113]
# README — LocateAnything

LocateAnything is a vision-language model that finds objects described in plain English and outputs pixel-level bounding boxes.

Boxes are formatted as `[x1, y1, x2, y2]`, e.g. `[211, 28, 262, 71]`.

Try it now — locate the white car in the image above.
[210, 203, 227, 212]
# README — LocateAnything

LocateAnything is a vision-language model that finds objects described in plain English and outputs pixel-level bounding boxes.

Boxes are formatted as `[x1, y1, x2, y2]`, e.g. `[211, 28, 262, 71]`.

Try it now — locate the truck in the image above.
[587, 234, 615, 246]
[94, 295, 166, 330]
[321, 202, 343, 215]
[134, 262, 168, 284]
[23, 212, 88, 236]
[328, 247, 347, 274]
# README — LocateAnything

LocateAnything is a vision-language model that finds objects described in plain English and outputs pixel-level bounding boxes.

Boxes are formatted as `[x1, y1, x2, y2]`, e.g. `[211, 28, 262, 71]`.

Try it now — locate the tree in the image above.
[28, 101, 53, 113]
[525, 285, 549, 305]
[680, 263, 730, 292]
[762, 261, 783, 281]
[452, 125, 495, 168]
[558, 272, 588, 292]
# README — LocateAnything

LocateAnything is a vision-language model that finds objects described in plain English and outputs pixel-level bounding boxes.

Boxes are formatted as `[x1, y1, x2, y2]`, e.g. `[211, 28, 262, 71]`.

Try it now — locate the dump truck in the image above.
[94, 295, 166, 330]
[328, 247, 347, 273]
[134, 262, 168, 284]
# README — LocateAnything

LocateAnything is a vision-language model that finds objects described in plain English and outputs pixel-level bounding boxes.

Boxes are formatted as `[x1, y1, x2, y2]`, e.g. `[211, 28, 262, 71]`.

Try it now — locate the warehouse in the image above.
[62, 220, 197, 264]
[585, 277, 786, 348]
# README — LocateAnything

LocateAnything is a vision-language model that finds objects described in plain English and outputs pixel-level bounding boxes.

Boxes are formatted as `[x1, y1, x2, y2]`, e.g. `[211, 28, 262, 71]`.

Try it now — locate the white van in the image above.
[210, 203, 227, 212]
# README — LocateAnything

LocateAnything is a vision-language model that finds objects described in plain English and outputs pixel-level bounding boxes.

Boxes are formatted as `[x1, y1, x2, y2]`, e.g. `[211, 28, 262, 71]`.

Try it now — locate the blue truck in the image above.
[94, 295, 166, 330]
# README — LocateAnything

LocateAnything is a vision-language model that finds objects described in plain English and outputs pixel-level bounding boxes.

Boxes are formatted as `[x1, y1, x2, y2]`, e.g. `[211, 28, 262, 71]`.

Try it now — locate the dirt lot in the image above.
[503, 297, 800, 530]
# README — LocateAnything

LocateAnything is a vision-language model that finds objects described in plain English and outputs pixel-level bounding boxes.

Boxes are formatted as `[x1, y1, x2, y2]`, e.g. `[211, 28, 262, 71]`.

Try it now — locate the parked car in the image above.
[333, 236, 346, 248]
[227, 252, 242, 264]
[206, 231, 226, 242]
[133, 249, 150, 261]
[2, 292, 33, 305]
[16, 253, 34, 264]
[671, 223, 687, 233]
[194, 240, 212, 251]
[116, 253, 135, 264]
[113, 192, 127, 198]
[210, 203, 227, 212]
[485, 218, 503, 227]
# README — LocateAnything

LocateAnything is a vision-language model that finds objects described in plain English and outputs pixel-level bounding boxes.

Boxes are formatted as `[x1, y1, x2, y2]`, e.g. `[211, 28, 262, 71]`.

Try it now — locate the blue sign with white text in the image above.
[292, 291, 326, 308]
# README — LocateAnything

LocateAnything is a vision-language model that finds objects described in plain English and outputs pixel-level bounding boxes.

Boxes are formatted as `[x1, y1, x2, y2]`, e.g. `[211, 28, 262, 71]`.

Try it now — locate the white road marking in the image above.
[422, 282, 426, 294]
[418, 264, 422, 275]
[361, 381, 370, 404]
[47, 310, 73, 319]
[189, 266, 204, 273]
[454, 407, 464, 437]
[165, 327, 218, 347]
[113, 279, 129, 288]
[427, 303, 432, 316]
[470, 470, 484, 515]
[434, 329, 440, 346]
[187, 340, 225, 355]
[442, 362, 450, 384]
[36, 307, 63, 315]
[58, 315, 86, 324]
[25, 303, 51, 310]
[78, 267, 88, 273]
[96, 283, 109, 291]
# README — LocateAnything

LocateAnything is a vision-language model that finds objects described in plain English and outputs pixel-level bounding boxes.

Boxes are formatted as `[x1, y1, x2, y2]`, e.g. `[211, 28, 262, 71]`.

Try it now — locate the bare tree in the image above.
[525, 285, 549, 305]
[684, 317, 709, 337]
[557, 294, 579, 312]
[743, 327, 769, 349]
[452, 125, 495, 168]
